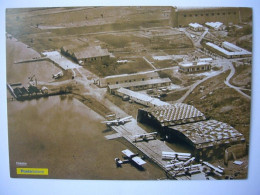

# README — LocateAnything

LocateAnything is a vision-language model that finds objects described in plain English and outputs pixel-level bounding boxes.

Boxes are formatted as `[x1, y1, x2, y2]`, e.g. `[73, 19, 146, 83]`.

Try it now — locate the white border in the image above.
[1, 1, 260, 194]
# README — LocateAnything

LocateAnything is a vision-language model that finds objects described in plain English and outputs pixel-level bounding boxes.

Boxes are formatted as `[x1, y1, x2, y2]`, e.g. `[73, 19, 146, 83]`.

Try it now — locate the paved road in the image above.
[175, 55, 251, 103]
[175, 69, 225, 103]
[143, 56, 157, 70]
[224, 62, 251, 100]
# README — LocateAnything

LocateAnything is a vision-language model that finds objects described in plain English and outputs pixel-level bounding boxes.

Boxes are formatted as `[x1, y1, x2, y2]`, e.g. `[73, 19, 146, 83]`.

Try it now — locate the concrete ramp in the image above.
[105, 133, 122, 140]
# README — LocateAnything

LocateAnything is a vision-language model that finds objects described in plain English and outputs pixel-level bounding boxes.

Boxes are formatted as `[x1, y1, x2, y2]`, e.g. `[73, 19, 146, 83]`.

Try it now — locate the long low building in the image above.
[98, 71, 159, 87]
[205, 22, 225, 31]
[115, 87, 169, 107]
[205, 42, 252, 58]
[107, 78, 172, 94]
[61, 45, 110, 65]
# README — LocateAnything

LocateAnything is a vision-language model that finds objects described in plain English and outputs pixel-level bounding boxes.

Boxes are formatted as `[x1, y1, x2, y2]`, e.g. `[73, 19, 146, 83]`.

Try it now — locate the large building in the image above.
[137, 104, 245, 160]
[97, 71, 160, 87]
[138, 103, 206, 127]
[115, 88, 169, 107]
[178, 60, 211, 73]
[107, 78, 172, 94]
[168, 120, 245, 159]
[170, 7, 241, 28]
[61, 45, 110, 65]
[205, 41, 252, 58]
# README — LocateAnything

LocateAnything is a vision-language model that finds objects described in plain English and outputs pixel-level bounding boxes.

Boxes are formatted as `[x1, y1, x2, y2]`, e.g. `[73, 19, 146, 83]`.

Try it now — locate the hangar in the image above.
[137, 104, 245, 160]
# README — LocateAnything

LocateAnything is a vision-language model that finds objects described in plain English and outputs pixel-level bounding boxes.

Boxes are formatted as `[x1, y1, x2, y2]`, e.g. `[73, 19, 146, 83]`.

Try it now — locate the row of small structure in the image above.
[189, 22, 225, 31]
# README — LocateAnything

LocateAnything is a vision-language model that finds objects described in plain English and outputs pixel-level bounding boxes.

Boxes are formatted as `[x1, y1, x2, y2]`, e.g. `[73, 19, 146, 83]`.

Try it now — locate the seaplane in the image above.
[101, 116, 132, 127]
[52, 71, 63, 79]
[115, 149, 146, 168]
[133, 132, 158, 142]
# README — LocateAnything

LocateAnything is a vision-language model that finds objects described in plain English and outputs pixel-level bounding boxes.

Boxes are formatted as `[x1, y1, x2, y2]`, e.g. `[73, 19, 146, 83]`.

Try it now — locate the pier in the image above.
[109, 118, 214, 180]
[14, 57, 47, 64]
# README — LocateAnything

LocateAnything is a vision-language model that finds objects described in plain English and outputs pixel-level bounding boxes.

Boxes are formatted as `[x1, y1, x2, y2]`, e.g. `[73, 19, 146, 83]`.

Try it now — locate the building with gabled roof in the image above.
[168, 120, 245, 159]
[205, 41, 252, 58]
[98, 71, 160, 87]
[137, 103, 206, 127]
[205, 21, 225, 31]
[189, 23, 204, 31]
[137, 103, 245, 160]
[115, 87, 169, 107]
[107, 78, 172, 93]
[61, 45, 110, 65]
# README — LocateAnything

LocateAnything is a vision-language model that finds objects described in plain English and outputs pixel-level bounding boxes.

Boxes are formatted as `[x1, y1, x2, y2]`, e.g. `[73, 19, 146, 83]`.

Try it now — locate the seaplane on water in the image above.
[101, 116, 132, 127]
[115, 149, 146, 168]
[133, 132, 158, 142]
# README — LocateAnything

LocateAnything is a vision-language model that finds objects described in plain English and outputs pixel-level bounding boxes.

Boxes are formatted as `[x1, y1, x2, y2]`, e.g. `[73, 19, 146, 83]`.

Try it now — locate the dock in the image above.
[14, 57, 47, 64]
[111, 119, 173, 167]
[109, 118, 214, 180]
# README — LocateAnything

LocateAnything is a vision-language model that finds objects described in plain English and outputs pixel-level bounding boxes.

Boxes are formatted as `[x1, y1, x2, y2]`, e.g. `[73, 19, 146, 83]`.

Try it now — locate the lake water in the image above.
[7, 38, 165, 179]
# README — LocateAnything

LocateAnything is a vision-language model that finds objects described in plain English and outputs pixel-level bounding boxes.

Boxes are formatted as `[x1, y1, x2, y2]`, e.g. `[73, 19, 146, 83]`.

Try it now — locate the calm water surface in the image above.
[7, 38, 165, 179]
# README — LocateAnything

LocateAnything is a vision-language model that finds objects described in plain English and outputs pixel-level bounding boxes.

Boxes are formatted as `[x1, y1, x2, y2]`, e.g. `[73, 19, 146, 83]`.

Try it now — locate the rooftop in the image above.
[117, 88, 169, 107]
[169, 120, 245, 149]
[222, 41, 249, 53]
[206, 42, 252, 56]
[179, 61, 210, 67]
[205, 22, 224, 29]
[62, 45, 110, 59]
[108, 78, 172, 90]
[103, 71, 159, 80]
[140, 103, 206, 126]
[176, 7, 239, 12]
[189, 23, 203, 28]
[74, 46, 110, 59]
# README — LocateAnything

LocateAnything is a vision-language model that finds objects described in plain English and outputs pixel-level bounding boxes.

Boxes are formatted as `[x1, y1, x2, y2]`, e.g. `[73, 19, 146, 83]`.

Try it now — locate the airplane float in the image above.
[133, 132, 158, 142]
[101, 116, 132, 127]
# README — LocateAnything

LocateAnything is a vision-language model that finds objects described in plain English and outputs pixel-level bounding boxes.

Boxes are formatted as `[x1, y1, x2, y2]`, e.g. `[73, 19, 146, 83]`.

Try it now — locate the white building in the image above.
[178, 60, 211, 73]
[189, 23, 204, 31]
[61, 45, 110, 65]
[107, 78, 172, 94]
[98, 71, 159, 87]
[205, 22, 225, 31]
[115, 88, 169, 107]
[205, 42, 252, 58]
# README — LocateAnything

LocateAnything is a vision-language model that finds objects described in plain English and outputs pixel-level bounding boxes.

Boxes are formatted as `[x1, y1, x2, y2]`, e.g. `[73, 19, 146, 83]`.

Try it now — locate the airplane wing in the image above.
[122, 149, 134, 158]
[101, 119, 116, 124]
[132, 157, 146, 166]
[134, 132, 157, 138]
[119, 116, 132, 122]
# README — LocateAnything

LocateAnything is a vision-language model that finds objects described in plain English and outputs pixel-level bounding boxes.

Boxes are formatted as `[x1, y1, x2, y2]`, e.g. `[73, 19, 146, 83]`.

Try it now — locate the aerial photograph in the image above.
[6, 6, 252, 180]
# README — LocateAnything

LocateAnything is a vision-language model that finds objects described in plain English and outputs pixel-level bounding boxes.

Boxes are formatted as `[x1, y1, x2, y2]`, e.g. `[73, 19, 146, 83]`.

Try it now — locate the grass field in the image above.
[153, 60, 178, 69]
[85, 57, 152, 77]
[230, 63, 251, 89]
[185, 71, 251, 142]
[161, 89, 188, 102]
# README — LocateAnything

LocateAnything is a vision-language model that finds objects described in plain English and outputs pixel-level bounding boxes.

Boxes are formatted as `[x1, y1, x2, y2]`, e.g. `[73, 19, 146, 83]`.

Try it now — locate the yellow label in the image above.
[16, 168, 48, 175]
